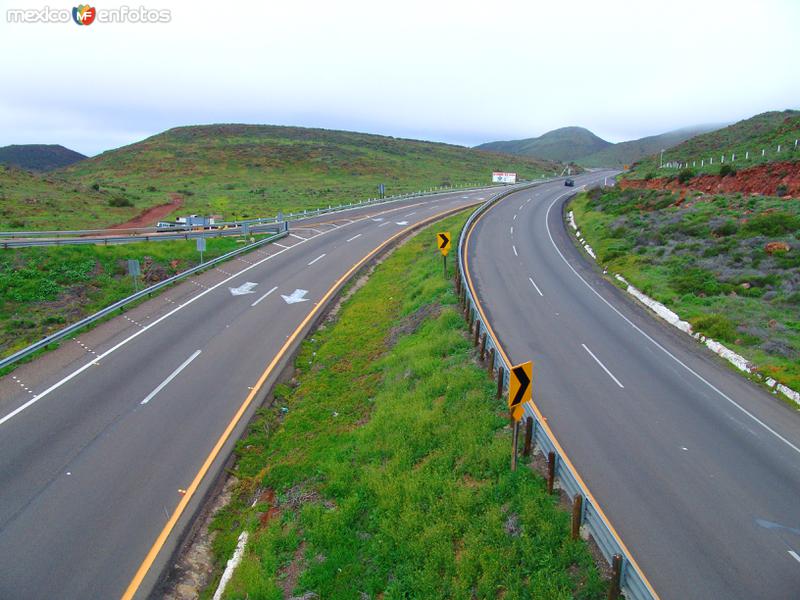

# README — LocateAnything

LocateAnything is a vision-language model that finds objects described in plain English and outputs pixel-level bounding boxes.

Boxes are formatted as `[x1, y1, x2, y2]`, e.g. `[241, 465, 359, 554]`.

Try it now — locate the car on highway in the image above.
[564, 178, 575, 187]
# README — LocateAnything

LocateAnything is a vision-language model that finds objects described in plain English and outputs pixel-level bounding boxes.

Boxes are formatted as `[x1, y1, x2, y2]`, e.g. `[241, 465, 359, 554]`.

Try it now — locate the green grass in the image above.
[626, 110, 800, 178]
[204, 211, 605, 600]
[571, 187, 800, 390]
[0, 233, 266, 359]
[1, 125, 561, 231]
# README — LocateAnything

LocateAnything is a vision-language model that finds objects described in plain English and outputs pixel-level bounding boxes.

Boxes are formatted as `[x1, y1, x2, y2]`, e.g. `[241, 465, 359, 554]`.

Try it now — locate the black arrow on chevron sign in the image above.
[510, 364, 530, 408]
[439, 233, 449, 249]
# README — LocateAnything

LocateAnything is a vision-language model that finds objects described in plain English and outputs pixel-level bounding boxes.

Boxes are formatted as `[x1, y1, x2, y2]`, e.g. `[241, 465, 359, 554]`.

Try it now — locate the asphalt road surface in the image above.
[0, 187, 495, 599]
[466, 173, 800, 599]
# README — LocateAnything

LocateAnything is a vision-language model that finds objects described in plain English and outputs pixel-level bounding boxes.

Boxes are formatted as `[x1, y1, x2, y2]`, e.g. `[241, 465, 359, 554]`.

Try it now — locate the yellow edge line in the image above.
[463, 194, 661, 600]
[121, 202, 479, 600]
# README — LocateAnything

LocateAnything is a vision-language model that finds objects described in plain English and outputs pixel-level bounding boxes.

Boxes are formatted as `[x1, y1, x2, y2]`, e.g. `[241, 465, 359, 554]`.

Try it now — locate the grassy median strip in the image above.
[204, 211, 604, 600]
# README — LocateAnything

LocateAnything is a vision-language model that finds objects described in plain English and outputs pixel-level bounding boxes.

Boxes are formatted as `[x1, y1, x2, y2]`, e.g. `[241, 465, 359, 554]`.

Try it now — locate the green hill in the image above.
[54, 124, 561, 226]
[476, 126, 611, 163]
[577, 125, 722, 168]
[627, 110, 800, 178]
[0, 165, 138, 230]
[0, 144, 86, 171]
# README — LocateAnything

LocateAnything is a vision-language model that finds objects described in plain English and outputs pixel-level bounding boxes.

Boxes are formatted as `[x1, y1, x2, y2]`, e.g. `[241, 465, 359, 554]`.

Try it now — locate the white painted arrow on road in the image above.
[229, 282, 258, 296]
[281, 289, 310, 304]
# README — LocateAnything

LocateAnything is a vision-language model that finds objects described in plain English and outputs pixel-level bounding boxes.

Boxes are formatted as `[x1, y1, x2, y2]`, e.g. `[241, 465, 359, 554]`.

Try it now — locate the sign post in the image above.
[127, 259, 141, 292]
[508, 361, 533, 470]
[437, 231, 451, 278]
[378, 183, 385, 199]
[196, 237, 206, 264]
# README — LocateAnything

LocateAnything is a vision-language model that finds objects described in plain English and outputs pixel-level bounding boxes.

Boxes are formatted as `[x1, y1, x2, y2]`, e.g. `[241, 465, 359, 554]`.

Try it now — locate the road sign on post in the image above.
[508, 361, 532, 421]
[437, 231, 451, 278]
[196, 237, 206, 264]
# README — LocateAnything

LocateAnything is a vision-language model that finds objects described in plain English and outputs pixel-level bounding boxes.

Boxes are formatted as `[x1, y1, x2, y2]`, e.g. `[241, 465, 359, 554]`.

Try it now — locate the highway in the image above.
[465, 173, 800, 599]
[0, 187, 492, 599]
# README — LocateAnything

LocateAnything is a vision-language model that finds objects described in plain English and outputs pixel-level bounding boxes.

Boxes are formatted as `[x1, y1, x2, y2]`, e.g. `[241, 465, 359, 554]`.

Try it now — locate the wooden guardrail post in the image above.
[547, 451, 556, 494]
[511, 418, 519, 471]
[523, 417, 533, 456]
[479, 332, 487, 361]
[473, 321, 480, 346]
[496, 365, 504, 399]
[487, 348, 495, 377]
[571, 494, 583, 540]
[608, 554, 623, 600]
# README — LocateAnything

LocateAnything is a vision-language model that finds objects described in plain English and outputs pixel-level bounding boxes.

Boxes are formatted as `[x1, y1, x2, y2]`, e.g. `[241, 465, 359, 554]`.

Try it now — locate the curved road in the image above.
[466, 173, 800, 599]
[0, 187, 495, 599]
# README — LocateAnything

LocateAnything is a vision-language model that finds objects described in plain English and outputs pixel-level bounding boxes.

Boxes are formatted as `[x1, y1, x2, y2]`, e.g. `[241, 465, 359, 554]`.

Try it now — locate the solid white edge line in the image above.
[141, 350, 202, 405]
[346, 234, 362, 242]
[307, 253, 326, 266]
[789, 550, 800, 564]
[513, 245, 518, 257]
[251, 286, 278, 307]
[0, 192, 478, 428]
[582, 343, 624, 389]
[272, 242, 289, 249]
[528, 277, 544, 297]
[544, 187, 800, 457]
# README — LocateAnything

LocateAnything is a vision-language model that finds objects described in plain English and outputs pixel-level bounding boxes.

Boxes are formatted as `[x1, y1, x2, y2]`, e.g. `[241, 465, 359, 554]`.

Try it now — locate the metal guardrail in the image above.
[0, 226, 289, 371]
[0, 181, 524, 247]
[456, 180, 657, 600]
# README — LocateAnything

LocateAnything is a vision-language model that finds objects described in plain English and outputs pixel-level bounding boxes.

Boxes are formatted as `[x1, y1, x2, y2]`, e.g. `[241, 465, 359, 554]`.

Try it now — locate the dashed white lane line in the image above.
[74, 338, 98, 356]
[528, 277, 544, 297]
[543, 186, 800, 458]
[789, 550, 800, 564]
[251, 285, 278, 307]
[513, 245, 518, 257]
[289, 233, 307, 241]
[513, 214, 517, 221]
[10, 375, 34, 396]
[510, 226, 514, 235]
[582, 343, 625, 389]
[307, 253, 326, 266]
[140, 350, 202, 405]
[404, 212, 416, 217]
[346, 234, 362, 242]
[378, 222, 390, 228]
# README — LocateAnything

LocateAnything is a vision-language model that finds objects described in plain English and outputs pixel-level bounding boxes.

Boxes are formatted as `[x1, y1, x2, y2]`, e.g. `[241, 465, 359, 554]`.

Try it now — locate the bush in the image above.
[90, 182, 100, 191]
[644, 172, 656, 181]
[677, 169, 696, 184]
[776, 184, 788, 197]
[719, 164, 737, 177]
[669, 267, 721, 295]
[713, 220, 739, 236]
[146, 185, 157, 192]
[690, 313, 737, 342]
[108, 196, 133, 207]
[741, 212, 800, 236]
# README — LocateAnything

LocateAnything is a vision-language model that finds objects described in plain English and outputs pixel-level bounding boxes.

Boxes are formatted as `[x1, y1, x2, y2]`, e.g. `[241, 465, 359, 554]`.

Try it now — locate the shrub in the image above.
[719, 164, 737, 177]
[690, 313, 737, 342]
[677, 169, 696, 184]
[90, 182, 100, 191]
[713, 220, 738, 236]
[669, 267, 721, 295]
[644, 172, 656, 181]
[776, 184, 788, 197]
[108, 196, 133, 207]
[146, 185, 157, 192]
[741, 212, 800, 236]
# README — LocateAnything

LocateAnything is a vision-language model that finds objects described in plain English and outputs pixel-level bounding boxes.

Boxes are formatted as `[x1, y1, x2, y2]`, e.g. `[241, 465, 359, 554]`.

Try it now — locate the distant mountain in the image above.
[627, 110, 800, 177]
[476, 126, 612, 163]
[577, 125, 723, 168]
[0, 144, 86, 171]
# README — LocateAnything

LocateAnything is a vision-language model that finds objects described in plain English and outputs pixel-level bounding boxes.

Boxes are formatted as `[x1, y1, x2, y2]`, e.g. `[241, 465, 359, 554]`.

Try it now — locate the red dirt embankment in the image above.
[621, 160, 800, 197]
[110, 193, 184, 229]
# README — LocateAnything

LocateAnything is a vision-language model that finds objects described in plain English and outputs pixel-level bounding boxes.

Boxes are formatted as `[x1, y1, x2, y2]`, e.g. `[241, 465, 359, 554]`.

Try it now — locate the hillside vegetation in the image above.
[571, 187, 800, 390]
[577, 125, 721, 168]
[0, 164, 139, 230]
[48, 124, 559, 227]
[627, 110, 800, 178]
[0, 144, 86, 171]
[476, 126, 611, 163]
[205, 211, 605, 600]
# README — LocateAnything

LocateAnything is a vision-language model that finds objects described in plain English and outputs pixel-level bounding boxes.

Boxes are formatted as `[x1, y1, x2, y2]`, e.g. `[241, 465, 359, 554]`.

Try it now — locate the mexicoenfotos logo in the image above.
[72, 5, 96, 25]
[6, 5, 171, 24]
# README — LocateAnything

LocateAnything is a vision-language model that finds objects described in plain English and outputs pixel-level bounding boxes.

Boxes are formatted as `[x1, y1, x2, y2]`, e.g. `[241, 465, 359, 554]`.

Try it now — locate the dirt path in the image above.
[110, 193, 183, 229]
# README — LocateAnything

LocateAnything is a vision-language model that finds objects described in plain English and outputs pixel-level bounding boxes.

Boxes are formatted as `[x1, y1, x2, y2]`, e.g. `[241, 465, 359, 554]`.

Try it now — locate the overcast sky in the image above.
[1, 0, 798, 156]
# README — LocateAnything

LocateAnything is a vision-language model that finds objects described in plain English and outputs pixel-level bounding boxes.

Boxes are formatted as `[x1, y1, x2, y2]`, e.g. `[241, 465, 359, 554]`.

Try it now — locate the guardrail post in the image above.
[547, 451, 556, 494]
[473, 321, 480, 346]
[496, 365, 504, 399]
[511, 418, 519, 471]
[479, 332, 487, 360]
[571, 494, 583, 540]
[608, 554, 623, 600]
[522, 416, 533, 456]
[488, 349, 496, 379]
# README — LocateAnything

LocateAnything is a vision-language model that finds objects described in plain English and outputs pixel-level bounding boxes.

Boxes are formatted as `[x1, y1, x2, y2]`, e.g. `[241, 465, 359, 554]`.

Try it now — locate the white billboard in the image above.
[492, 171, 517, 183]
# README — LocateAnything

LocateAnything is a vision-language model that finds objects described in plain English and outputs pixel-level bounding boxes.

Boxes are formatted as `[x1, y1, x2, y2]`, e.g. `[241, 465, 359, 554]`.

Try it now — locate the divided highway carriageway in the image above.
[0, 187, 495, 599]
